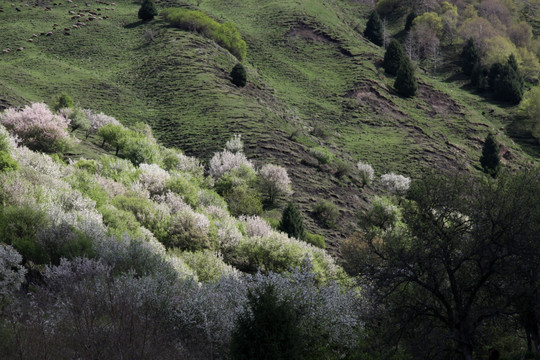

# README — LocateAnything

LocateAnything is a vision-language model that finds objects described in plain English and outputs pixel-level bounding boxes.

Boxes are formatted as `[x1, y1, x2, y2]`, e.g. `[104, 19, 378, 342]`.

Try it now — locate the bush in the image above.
[226, 185, 263, 217]
[209, 150, 254, 179]
[357, 160, 374, 187]
[0, 152, 18, 173]
[230, 284, 304, 360]
[53, 92, 74, 112]
[68, 108, 90, 133]
[122, 136, 161, 166]
[313, 200, 339, 228]
[179, 250, 238, 282]
[364, 11, 383, 46]
[138, 0, 157, 21]
[166, 176, 200, 207]
[394, 57, 417, 97]
[384, 39, 406, 75]
[380, 172, 411, 195]
[99, 205, 142, 238]
[98, 124, 128, 155]
[278, 203, 306, 240]
[305, 232, 326, 249]
[162, 8, 247, 60]
[164, 210, 213, 251]
[309, 146, 334, 165]
[231, 63, 247, 87]
[0, 103, 71, 153]
[259, 164, 292, 205]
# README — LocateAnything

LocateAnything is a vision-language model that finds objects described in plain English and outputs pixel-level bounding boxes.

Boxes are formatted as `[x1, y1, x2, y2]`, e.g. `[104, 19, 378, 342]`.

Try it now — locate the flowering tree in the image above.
[209, 150, 253, 179]
[0, 103, 70, 152]
[225, 134, 244, 153]
[357, 161, 374, 188]
[258, 164, 292, 205]
[83, 110, 120, 139]
[0, 244, 26, 302]
[380, 172, 411, 195]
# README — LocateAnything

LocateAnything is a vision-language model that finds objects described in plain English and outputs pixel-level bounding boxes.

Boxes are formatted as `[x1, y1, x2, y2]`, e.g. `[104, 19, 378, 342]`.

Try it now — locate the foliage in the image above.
[278, 203, 306, 240]
[225, 133, 244, 153]
[461, 38, 479, 76]
[480, 133, 500, 177]
[404, 12, 416, 32]
[210, 150, 254, 179]
[164, 210, 212, 251]
[52, 92, 74, 112]
[0, 244, 26, 302]
[0, 103, 71, 153]
[83, 110, 120, 139]
[384, 39, 406, 76]
[226, 185, 263, 217]
[313, 200, 339, 228]
[121, 136, 161, 166]
[0, 152, 18, 173]
[240, 215, 273, 238]
[162, 8, 247, 60]
[138, 0, 157, 22]
[364, 11, 383, 46]
[394, 57, 417, 97]
[98, 123, 128, 155]
[357, 160, 374, 188]
[520, 86, 540, 139]
[166, 176, 199, 207]
[489, 55, 524, 104]
[180, 250, 238, 282]
[380, 172, 411, 195]
[258, 164, 292, 205]
[304, 232, 325, 249]
[231, 63, 247, 87]
[230, 284, 304, 360]
[309, 146, 334, 165]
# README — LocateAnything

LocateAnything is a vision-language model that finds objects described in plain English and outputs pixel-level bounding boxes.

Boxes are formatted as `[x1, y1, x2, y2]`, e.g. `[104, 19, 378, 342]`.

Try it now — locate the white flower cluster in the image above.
[225, 134, 244, 153]
[357, 160, 374, 186]
[239, 215, 273, 237]
[0, 244, 27, 299]
[138, 163, 171, 195]
[209, 150, 254, 178]
[380, 172, 411, 195]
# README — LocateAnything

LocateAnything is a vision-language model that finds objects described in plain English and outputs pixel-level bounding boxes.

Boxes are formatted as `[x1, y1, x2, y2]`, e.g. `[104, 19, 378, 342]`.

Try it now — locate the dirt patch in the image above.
[347, 82, 408, 120]
[418, 84, 465, 117]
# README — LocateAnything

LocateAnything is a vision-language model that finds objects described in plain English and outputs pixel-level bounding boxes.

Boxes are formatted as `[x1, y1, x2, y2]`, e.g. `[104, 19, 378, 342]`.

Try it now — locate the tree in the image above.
[394, 57, 417, 97]
[480, 133, 500, 177]
[461, 38, 479, 76]
[357, 160, 374, 187]
[383, 39, 406, 75]
[53, 92, 74, 112]
[344, 172, 535, 360]
[404, 12, 416, 32]
[364, 11, 383, 46]
[490, 56, 524, 104]
[519, 86, 540, 139]
[231, 63, 247, 87]
[230, 284, 304, 360]
[97, 123, 128, 155]
[471, 61, 488, 91]
[258, 164, 292, 205]
[138, 0, 157, 22]
[278, 203, 306, 241]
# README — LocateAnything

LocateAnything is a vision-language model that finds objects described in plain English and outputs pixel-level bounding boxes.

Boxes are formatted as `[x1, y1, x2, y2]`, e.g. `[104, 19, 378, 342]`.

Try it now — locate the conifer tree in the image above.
[471, 61, 488, 91]
[491, 56, 524, 104]
[404, 12, 416, 32]
[461, 38, 479, 76]
[480, 133, 500, 177]
[230, 284, 304, 360]
[384, 39, 405, 75]
[231, 63, 247, 87]
[138, 0, 157, 22]
[394, 57, 417, 97]
[279, 203, 306, 240]
[364, 11, 383, 46]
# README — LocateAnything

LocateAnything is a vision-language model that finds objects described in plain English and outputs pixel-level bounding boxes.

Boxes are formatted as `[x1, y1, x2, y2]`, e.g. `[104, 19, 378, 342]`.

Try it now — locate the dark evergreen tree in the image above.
[471, 61, 488, 92]
[230, 284, 304, 360]
[461, 38, 479, 76]
[278, 203, 306, 240]
[364, 11, 383, 46]
[138, 0, 157, 22]
[404, 12, 416, 32]
[231, 63, 247, 87]
[491, 56, 524, 104]
[394, 57, 417, 97]
[480, 133, 500, 177]
[488, 62, 504, 90]
[383, 39, 406, 75]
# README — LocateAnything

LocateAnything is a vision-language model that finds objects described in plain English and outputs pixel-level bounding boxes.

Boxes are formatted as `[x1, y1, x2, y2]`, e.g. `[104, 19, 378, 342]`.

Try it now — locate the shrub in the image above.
[231, 63, 247, 87]
[164, 210, 213, 251]
[394, 57, 417, 97]
[52, 92, 74, 112]
[258, 164, 292, 205]
[230, 284, 304, 360]
[166, 176, 200, 207]
[0, 244, 26, 301]
[384, 39, 406, 75]
[380, 172, 411, 195]
[364, 11, 383, 46]
[278, 203, 305, 240]
[309, 146, 333, 165]
[138, 163, 171, 196]
[84, 110, 119, 139]
[0, 103, 71, 153]
[138, 0, 157, 21]
[226, 185, 263, 217]
[357, 160, 374, 187]
[240, 215, 272, 237]
[67, 108, 90, 133]
[225, 134, 244, 152]
[305, 232, 325, 249]
[480, 133, 500, 177]
[162, 8, 247, 60]
[99, 205, 142, 238]
[179, 250, 238, 282]
[122, 136, 161, 166]
[313, 200, 339, 228]
[0, 152, 18, 173]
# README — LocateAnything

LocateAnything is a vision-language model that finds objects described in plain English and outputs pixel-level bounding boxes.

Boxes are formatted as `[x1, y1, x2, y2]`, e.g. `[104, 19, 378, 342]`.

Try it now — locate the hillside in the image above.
[1, 0, 539, 246]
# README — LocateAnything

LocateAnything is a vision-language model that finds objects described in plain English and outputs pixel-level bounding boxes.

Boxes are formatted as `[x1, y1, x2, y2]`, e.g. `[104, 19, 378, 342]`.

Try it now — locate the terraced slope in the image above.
[0, 0, 538, 245]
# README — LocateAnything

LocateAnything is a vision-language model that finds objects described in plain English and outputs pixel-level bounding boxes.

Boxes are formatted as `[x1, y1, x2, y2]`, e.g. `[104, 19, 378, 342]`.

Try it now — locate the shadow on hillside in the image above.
[124, 20, 145, 29]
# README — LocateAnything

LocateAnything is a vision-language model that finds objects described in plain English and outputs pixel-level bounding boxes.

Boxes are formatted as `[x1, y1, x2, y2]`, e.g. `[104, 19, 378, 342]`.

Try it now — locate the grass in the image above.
[1, 0, 539, 245]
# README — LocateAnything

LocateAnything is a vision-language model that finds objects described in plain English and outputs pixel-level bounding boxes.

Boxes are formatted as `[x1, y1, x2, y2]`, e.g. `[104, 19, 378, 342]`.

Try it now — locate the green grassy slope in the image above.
[1, 0, 538, 245]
